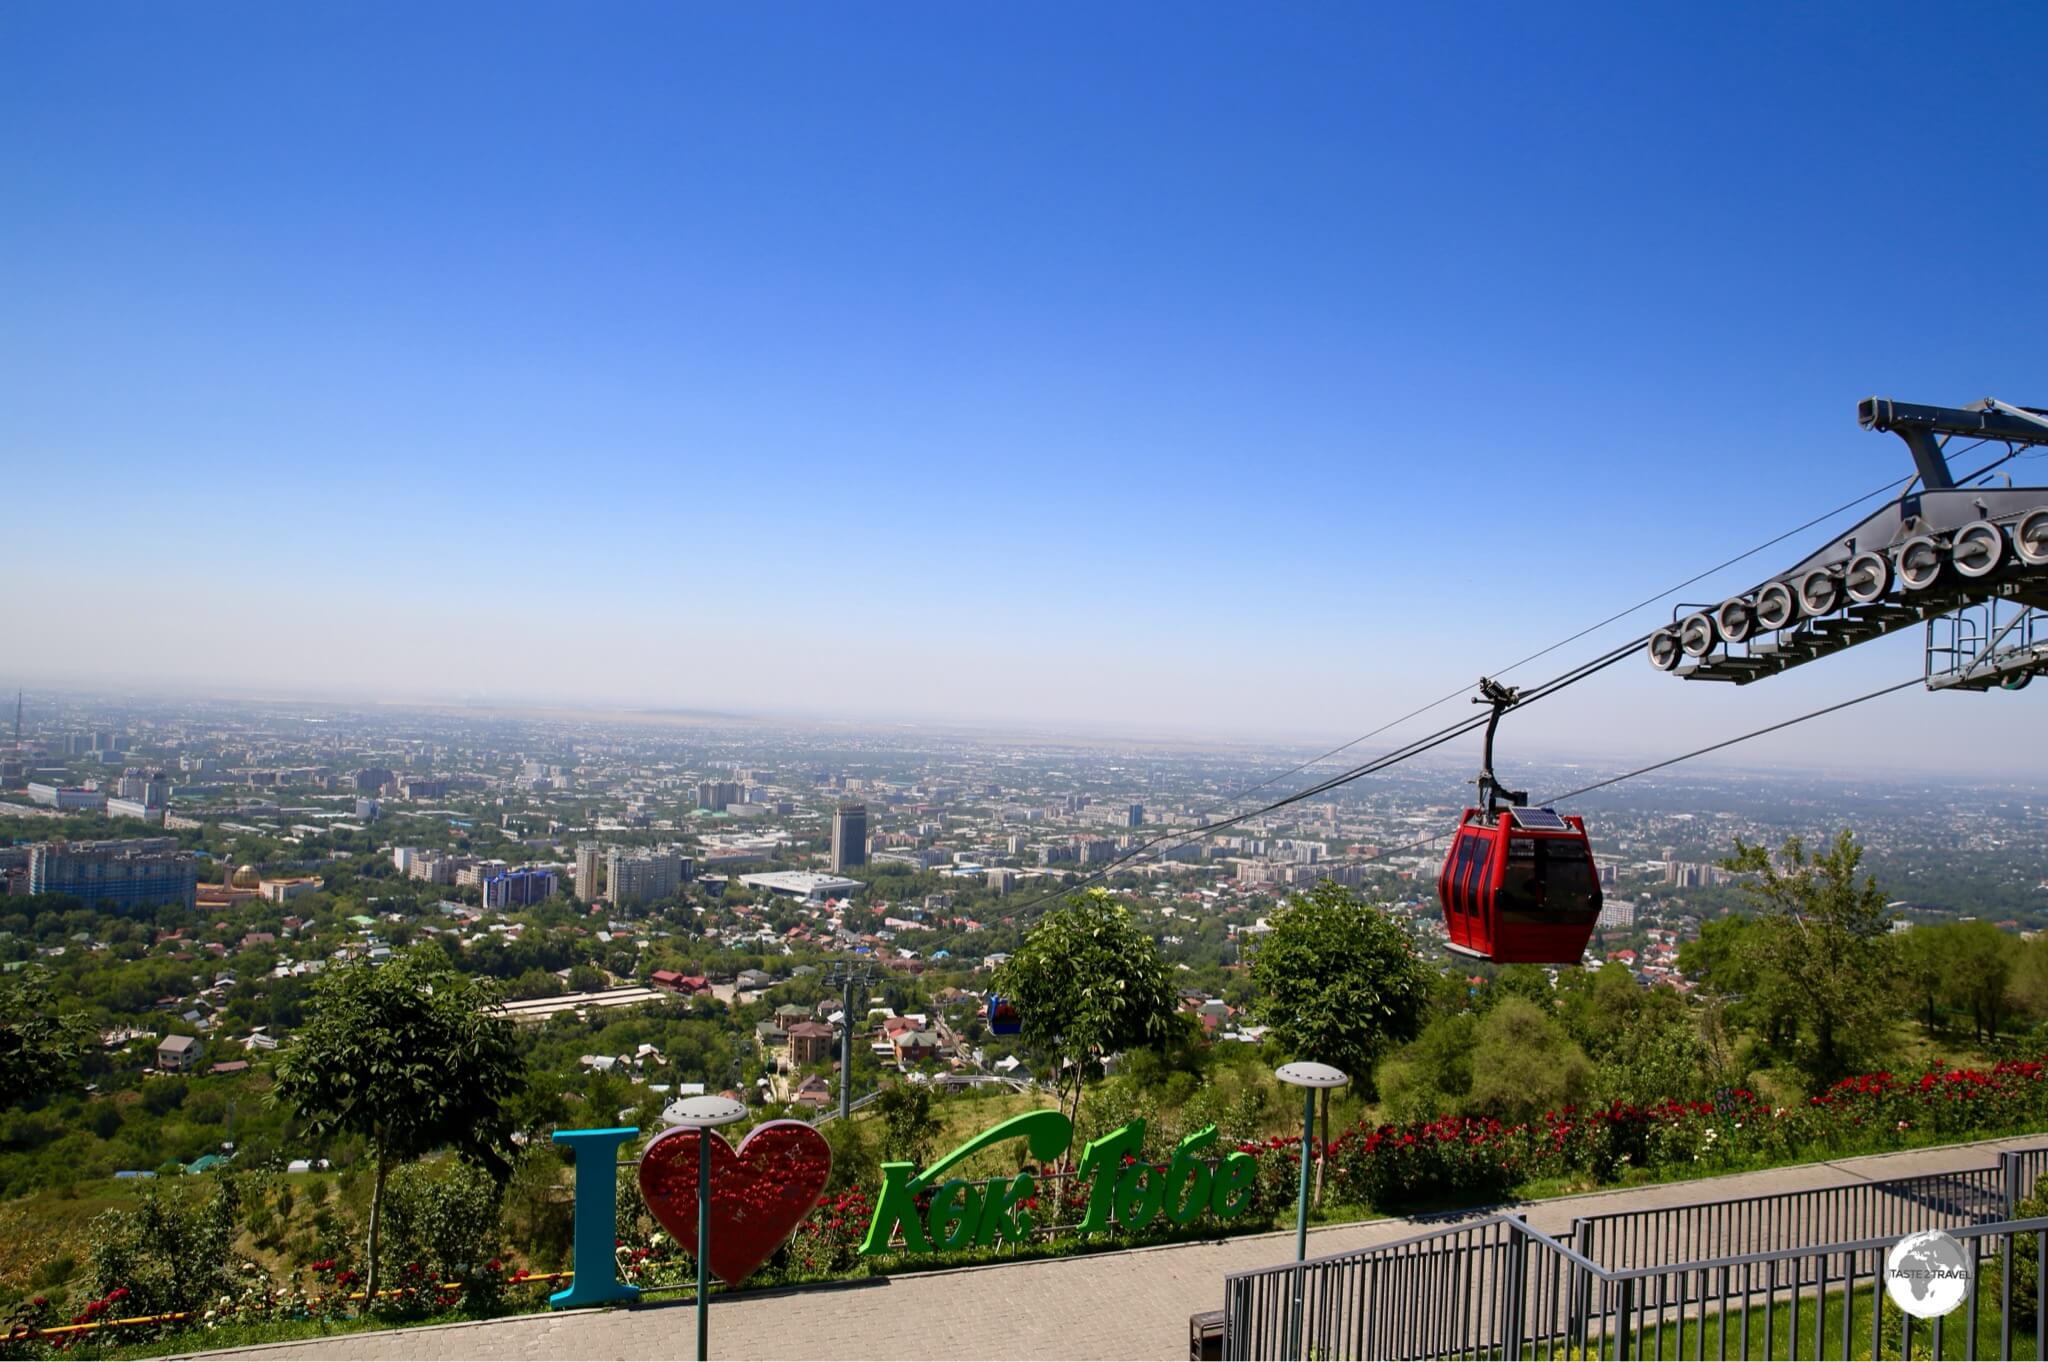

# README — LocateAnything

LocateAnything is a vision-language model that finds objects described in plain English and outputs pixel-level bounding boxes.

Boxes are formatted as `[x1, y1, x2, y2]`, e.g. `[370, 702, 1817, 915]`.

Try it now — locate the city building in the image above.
[1597, 899, 1636, 929]
[27, 782, 105, 812]
[156, 1034, 202, 1071]
[105, 797, 165, 824]
[696, 780, 741, 811]
[406, 851, 476, 886]
[29, 838, 197, 912]
[832, 802, 868, 872]
[785, 1020, 835, 1068]
[575, 844, 602, 902]
[259, 877, 320, 904]
[1078, 838, 1119, 865]
[481, 866, 557, 911]
[605, 848, 686, 906]
[354, 767, 396, 794]
[736, 870, 863, 901]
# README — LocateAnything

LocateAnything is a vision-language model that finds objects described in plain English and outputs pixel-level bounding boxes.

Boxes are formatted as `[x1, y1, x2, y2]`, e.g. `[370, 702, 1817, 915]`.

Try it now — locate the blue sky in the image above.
[5, 4, 2046, 771]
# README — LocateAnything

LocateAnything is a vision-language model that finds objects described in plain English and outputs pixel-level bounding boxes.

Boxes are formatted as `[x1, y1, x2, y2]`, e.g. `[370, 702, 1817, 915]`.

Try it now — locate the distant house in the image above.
[157, 1034, 202, 1071]
[785, 1020, 835, 1068]
[649, 970, 710, 996]
[208, 1060, 251, 1076]
[793, 1075, 832, 1109]
[891, 1030, 940, 1068]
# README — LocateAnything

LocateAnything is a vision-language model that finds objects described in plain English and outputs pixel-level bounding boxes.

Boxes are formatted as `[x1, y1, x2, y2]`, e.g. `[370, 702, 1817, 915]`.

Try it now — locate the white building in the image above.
[738, 871, 864, 901]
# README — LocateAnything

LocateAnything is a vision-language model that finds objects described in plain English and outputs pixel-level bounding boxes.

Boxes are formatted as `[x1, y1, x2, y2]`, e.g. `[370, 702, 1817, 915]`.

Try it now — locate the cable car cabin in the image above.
[986, 995, 1021, 1036]
[1437, 805, 1601, 964]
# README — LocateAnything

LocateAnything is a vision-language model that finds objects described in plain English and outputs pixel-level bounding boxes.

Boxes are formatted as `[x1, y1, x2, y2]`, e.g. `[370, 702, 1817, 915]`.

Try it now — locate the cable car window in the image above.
[1452, 834, 1482, 912]
[1496, 839, 1599, 923]
[1547, 848, 1599, 901]
[1460, 833, 1489, 905]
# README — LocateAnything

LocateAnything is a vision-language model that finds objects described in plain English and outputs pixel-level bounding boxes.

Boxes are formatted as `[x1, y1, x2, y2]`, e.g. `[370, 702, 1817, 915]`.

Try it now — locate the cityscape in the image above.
[7, 3, 2048, 1359]
[7, 686, 2046, 1087]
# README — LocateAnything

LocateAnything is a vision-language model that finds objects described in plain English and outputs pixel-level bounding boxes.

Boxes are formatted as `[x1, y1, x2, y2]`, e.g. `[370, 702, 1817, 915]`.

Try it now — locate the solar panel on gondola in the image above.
[1508, 807, 1570, 831]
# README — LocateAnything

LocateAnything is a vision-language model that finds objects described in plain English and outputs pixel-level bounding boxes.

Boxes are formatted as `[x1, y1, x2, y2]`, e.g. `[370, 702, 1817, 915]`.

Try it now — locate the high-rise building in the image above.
[696, 780, 742, 812]
[831, 803, 868, 872]
[354, 767, 396, 795]
[1127, 803, 1144, 828]
[605, 848, 686, 906]
[1077, 838, 1119, 865]
[29, 838, 197, 912]
[481, 867, 557, 911]
[575, 844, 602, 902]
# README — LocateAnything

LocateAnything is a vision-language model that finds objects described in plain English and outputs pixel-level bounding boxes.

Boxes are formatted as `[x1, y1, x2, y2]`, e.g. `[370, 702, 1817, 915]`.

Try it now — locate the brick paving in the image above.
[178, 1135, 2047, 1361]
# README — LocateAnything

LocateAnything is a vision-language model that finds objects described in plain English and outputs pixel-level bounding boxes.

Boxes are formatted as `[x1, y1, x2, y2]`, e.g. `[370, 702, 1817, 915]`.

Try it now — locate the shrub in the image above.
[85, 1171, 243, 1317]
[376, 1160, 508, 1313]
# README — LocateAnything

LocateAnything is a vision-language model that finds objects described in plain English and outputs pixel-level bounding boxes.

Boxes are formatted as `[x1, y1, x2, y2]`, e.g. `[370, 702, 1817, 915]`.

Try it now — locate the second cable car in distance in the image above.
[1437, 678, 1602, 965]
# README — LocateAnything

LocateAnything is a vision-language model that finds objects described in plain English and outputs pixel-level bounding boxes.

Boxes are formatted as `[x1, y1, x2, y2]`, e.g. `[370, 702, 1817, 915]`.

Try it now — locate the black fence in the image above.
[1222, 1145, 2048, 1360]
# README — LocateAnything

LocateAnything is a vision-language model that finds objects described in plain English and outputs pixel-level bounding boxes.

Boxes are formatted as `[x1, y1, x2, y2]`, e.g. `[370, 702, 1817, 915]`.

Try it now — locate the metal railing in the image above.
[1226, 1213, 2048, 1360]
[1223, 1145, 2048, 1360]
[1570, 1163, 2008, 1273]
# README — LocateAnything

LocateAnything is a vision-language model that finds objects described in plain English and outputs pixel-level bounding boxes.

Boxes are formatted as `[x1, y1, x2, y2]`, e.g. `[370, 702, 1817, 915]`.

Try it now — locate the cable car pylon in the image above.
[1650, 396, 2048, 691]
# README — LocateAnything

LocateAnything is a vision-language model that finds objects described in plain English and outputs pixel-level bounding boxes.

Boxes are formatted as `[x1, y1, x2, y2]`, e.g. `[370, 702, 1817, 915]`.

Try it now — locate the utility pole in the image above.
[823, 958, 878, 1122]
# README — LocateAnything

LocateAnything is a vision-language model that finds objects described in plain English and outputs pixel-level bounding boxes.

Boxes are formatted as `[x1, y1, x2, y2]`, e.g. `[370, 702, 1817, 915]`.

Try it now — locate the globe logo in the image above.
[1885, 1229, 1972, 1318]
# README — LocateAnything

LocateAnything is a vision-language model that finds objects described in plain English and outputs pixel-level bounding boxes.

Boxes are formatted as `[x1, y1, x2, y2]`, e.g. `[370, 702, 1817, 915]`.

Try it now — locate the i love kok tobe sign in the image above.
[548, 1108, 1257, 1306]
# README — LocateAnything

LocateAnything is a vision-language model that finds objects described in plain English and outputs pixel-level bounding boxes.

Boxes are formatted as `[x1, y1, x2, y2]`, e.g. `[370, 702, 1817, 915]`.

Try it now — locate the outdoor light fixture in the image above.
[1276, 1062, 1349, 1362]
[667, 1094, 748, 1362]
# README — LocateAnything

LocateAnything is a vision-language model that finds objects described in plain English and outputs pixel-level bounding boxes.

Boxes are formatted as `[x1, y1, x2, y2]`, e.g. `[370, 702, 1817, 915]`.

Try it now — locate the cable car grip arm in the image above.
[1473, 677, 1528, 817]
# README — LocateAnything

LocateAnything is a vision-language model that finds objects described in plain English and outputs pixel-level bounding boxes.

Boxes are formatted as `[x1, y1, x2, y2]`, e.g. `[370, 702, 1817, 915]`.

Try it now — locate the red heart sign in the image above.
[636, 1119, 834, 1285]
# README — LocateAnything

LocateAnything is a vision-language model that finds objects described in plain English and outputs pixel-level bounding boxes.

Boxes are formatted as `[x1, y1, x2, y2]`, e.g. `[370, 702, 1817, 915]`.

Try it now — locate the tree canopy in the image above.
[0, 965, 96, 1107]
[1250, 882, 1431, 1085]
[272, 945, 525, 1299]
[991, 889, 1176, 1139]
[1721, 830, 1898, 1092]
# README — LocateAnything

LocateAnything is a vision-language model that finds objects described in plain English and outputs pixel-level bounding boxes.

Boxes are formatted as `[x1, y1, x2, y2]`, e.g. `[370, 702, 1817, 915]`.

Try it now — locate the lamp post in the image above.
[1276, 1062, 1349, 1360]
[667, 1094, 746, 1362]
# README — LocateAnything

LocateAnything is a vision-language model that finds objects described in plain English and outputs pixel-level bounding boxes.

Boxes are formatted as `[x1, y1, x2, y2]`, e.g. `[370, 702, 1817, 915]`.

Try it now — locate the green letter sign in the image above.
[858, 1109, 1255, 1257]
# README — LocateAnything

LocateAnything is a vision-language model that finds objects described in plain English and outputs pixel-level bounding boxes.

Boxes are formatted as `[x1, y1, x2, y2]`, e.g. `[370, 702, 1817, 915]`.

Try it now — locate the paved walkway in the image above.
[182, 1135, 2046, 1361]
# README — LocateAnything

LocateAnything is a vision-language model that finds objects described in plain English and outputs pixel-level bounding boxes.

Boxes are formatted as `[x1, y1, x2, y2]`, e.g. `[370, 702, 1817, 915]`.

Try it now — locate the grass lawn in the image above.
[1603, 1277, 2035, 1361]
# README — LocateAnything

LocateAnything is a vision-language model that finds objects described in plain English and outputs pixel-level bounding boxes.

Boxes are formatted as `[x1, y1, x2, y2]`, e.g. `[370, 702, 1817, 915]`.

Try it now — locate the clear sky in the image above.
[5, 3, 2047, 773]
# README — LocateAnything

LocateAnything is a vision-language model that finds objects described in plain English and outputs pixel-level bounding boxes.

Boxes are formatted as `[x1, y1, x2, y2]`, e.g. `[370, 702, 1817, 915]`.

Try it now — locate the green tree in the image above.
[1942, 920, 2015, 1042]
[0, 966, 97, 1107]
[991, 889, 1176, 1157]
[1250, 882, 1431, 1203]
[872, 1081, 942, 1169]
[1376, 1011, 1478, 1124]
[272, 946, 526, 1305]
[1466, 996, 1595, 1124]
[2010, 936, 2048, 1028]
[1722, 830, 1899, 1092]
[1896, 926, 1951, 1033]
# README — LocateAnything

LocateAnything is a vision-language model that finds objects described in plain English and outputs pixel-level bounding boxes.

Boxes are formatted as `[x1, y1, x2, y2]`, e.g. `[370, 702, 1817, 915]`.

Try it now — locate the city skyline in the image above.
[6, 5, 2047, 771]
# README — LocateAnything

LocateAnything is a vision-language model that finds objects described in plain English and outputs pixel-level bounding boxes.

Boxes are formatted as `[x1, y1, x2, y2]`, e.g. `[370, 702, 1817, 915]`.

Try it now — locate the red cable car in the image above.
[1437, 680, 1602, 964]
